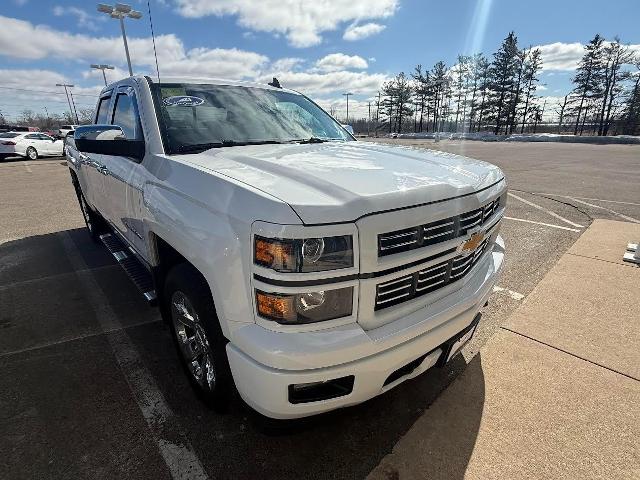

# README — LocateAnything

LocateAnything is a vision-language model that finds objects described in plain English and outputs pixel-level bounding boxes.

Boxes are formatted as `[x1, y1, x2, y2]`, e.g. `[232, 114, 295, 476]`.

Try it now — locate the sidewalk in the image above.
[367, 220, 640, 480]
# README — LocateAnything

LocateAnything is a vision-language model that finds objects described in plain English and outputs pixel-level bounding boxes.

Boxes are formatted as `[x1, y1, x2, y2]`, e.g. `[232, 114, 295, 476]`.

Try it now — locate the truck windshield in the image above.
[151, 83, 354, 154]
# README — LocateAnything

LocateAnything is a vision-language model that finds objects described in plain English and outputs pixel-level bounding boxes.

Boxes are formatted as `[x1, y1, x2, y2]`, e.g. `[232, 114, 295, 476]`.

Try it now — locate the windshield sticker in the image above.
[163, 95, 206, 107]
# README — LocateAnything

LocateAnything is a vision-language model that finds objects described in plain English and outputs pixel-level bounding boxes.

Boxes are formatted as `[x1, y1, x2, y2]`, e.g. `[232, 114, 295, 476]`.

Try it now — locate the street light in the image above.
[91, 64, 115, 86]
[56, 83, 79, 124]
[342, 92, 353, 124]
[97, 3, 142, 76]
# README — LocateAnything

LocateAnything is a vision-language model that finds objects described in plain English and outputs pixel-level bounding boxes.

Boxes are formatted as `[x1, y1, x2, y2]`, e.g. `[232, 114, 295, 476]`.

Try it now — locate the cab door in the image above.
[76, 91, 114, 212]
[101, 85, 149, 258]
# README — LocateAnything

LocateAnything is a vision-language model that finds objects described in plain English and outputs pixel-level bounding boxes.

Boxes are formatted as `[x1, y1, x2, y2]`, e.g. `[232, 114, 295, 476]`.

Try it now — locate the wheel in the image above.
[164, 263, 233, 411]
[26, 146, 38, 160]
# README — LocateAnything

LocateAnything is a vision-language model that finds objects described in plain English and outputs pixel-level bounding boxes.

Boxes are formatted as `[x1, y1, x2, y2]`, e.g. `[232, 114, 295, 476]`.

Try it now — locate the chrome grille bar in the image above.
[375, 238, 492, 310]
[378, 197, 502, 256]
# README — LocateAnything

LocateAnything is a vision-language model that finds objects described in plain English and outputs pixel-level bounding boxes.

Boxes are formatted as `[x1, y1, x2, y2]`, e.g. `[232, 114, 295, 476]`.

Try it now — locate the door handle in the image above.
[98, 165, 110, 175]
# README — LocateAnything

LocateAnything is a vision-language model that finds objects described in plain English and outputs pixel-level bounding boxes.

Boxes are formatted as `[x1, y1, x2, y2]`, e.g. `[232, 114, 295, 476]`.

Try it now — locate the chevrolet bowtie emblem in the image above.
[457, 231, 485, 255]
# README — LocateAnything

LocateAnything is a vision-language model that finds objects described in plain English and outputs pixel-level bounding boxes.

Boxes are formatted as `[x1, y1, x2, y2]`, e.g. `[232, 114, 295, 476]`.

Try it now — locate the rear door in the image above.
[22, 133, 41, 155]
[37, 134, 57, 154]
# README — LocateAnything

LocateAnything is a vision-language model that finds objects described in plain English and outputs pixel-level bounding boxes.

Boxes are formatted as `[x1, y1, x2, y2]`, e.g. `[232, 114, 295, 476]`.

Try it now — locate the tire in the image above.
[163, 263, 233, 411]
[26, 146, 38, 160]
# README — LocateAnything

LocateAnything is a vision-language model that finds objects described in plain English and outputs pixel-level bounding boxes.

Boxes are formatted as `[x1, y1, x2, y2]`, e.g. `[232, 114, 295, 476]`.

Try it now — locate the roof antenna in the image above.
[147, 0, 161, 84]
[268, 77, 282, 88]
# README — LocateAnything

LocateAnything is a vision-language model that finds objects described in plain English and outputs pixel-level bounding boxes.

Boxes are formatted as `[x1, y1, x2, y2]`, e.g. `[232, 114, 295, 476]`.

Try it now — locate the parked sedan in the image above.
[0, 132, 65, 160]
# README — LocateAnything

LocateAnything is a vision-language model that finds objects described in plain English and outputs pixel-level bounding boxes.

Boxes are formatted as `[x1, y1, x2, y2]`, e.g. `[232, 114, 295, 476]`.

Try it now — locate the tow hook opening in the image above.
[288, 375, 355, 404]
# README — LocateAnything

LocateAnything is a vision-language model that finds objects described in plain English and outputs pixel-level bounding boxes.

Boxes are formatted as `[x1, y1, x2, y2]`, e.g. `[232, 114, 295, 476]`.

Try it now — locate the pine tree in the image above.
[473, 56, 491, 132]
[571, 34, 605, 135]
[411, 65, 430, 132]
[430, 61, 449, 132]
[597, 38, 633, 135]
[487, 32, 520, 135]
[520, 49, 543, 133]
[621, 61, 640, 135]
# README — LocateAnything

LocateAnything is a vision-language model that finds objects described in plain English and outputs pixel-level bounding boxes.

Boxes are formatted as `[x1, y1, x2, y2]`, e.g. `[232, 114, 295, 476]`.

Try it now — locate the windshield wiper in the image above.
[176, 139, 287, 154]
[219, 139, 285, 147]
[176, 142, 223, 154]
[292, 137, 328, 144]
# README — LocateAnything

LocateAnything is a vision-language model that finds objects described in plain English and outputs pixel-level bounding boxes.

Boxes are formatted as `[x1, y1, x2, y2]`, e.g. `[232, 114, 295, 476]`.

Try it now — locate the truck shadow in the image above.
[1, 227, 485, 480]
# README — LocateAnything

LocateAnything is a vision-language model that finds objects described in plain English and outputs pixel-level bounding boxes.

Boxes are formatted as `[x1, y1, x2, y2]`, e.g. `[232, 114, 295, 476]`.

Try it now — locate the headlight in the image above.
[255, 287, 353, 324]
[254, 235, 353, 273]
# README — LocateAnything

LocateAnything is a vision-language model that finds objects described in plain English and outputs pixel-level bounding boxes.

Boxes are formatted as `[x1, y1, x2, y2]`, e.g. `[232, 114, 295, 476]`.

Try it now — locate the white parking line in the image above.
[534, 193, 640, 207]
[58, 232, 209, 480]
[508, 192, 584, 228]
[24, 163, 33, 173]
[565, 197, 640, 224]
[503, 216, 582, 232]
[492, 286, 525, 301]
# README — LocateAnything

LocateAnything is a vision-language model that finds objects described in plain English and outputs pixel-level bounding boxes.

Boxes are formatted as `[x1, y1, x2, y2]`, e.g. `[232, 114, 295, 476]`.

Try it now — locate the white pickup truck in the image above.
[66, 76, 506, 419]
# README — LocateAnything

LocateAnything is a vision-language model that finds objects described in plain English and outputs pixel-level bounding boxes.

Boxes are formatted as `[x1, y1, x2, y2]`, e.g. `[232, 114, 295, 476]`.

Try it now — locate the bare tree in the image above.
[555, 95, 571, 133]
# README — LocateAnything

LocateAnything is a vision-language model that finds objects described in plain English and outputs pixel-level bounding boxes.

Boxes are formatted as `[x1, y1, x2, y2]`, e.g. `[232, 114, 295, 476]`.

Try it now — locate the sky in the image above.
[1, 0, 640, 121]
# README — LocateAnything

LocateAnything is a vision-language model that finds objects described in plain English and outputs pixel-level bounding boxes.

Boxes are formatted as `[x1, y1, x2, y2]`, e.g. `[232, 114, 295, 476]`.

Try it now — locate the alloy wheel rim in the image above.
[171, 291, 216, 391]
[27, 148, 36, 160]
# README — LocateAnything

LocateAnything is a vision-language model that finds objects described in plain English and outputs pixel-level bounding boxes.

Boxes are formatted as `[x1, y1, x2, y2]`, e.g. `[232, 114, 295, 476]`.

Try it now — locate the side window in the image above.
[39, 134, 53, 141]
[111, 93, 139, 140]
[24, 134, 39, 140]
[95, 97, 112, 124]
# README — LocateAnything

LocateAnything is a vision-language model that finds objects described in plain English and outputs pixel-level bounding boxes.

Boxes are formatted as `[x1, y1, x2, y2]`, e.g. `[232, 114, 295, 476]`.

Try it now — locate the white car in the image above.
[0, 132, 64, 160]
[58, 125, 78, 138]
[66, 76, 506, 419]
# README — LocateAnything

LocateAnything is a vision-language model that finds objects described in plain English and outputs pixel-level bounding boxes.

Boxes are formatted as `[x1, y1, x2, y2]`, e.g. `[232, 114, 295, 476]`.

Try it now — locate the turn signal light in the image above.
[256, 291, 296, 323]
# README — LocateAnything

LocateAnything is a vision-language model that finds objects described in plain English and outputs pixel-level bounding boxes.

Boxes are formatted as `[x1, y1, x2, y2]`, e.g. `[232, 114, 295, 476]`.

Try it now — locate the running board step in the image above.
[99, 233, 157, 305]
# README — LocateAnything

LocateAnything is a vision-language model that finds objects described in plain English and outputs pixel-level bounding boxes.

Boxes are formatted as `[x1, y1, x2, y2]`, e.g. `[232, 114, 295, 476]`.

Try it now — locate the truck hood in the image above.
[186, 141, 505, 224]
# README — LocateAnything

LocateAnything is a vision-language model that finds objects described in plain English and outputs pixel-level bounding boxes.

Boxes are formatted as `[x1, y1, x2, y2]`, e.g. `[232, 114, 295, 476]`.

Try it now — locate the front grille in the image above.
[378, 197, 501, 257]
[375, 238, 490, 310]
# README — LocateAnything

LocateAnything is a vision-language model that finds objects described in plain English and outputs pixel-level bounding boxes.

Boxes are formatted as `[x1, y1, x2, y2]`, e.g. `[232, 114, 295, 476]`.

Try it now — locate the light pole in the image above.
[97, 4, 142, 76]
[342, 92, 353, 124]
[91, 64, 115, 86]
[56, 83, 78, 124]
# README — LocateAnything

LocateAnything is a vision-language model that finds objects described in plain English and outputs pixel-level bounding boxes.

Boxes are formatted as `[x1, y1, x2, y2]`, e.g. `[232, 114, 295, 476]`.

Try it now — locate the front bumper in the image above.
[227, 236, 504, 419]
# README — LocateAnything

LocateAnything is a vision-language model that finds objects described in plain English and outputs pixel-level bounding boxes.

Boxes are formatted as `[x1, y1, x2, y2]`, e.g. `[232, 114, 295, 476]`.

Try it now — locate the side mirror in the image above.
[342, 124, 354, 135]
[74, 125, 145, 160]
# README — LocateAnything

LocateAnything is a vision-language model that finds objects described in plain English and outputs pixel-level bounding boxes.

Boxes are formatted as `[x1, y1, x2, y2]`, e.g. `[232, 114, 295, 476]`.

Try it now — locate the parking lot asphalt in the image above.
[1, 141, 639, 480]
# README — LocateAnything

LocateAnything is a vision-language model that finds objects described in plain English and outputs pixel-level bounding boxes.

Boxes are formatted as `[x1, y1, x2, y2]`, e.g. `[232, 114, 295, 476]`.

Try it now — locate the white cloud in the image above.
[270, 57, 304, 72]
[0, 69, 103, 119]
[535, 42, 585, 71]
[261, 70, 387, 95]
[0, 15, 267, 79]
[343, 22, 386, 41]
[535, 41, 640, 71]
[173, 0, 398, 47]
[0, 15, 387, 100]
[53, 6, 101, 31]
[315, 53, 368, 72]
[315, 96, 381, 120]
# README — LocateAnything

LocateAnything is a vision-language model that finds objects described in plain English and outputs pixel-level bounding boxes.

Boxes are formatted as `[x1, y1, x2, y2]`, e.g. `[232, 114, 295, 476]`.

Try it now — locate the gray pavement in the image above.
[1, 142, 639, 479]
